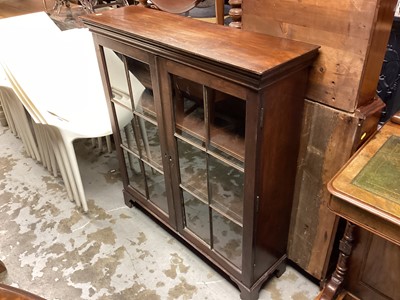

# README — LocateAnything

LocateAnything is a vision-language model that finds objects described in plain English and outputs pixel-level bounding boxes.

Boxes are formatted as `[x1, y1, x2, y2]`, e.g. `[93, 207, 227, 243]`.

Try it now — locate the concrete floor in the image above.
[0, 125, 319, 299]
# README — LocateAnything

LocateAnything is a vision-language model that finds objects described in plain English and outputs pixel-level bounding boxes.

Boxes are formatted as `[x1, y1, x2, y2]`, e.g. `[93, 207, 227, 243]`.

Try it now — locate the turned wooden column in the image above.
[318, 221, 355, 300]
[228, 0, 242, 28]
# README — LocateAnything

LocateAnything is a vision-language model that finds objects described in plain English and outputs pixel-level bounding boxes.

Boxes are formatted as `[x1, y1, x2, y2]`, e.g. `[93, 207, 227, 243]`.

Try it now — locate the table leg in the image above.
[318, 221, 355, 300]
[215, 0, 225, 25]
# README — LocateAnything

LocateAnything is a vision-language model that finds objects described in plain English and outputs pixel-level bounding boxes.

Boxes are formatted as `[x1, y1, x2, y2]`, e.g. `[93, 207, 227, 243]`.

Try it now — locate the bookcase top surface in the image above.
[82, 6, 319, 76]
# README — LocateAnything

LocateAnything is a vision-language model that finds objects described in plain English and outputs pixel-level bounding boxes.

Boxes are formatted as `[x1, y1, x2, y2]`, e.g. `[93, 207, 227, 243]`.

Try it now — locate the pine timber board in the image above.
[242, 0, 397, 112]
[287, 97, 384, 279]
[288, 100, 358, 279]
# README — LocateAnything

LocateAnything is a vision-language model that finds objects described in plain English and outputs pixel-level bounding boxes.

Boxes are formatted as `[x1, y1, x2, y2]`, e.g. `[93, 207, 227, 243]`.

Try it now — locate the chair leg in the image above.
[25, 115, 42, 163]
[106, 135, 113, 153]
[55, 130, 82, 208]
[47, 127, 74, 201]
[7, 95, 35, 159]
[37, 125, 50, 169]
[42, 126, 55, 173]
[32, 123, 46, 168]
[45, 131, 58, 177]
[0, 88, 16, 134]
[21, 108, 41, 162]
[97, 136, 103, 152]
[60, 133, 88, 212]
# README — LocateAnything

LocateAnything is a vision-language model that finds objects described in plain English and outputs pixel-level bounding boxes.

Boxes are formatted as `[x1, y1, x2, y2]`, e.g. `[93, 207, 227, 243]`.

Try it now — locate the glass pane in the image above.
[182, 190, 210, 245]
[134, 88, 156, 121]
[126, 57, 156, 121]
[123, 149, 146, 196]
[104, 48, 132, 108]
[209, 156, 244, 224]
[120, 115, 163, 170]
[120, 118, 140, 155]
[209, 94, 245, 167]
[144, 163, 168, 214]
[103, 47, 156, 121]
[212, 210, 242, 269]
[177, 138, 207, 200]
[138, 117, 163, 170]
[173, 76, 205, 146]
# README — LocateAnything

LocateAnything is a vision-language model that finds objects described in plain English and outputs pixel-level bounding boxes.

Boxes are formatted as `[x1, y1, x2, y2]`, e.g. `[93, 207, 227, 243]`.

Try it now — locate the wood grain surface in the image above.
[242, 0, 397, 112]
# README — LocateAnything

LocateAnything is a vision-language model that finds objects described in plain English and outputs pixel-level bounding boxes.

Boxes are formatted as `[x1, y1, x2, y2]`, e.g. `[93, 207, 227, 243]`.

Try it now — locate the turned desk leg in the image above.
[319, 221, 355, 300]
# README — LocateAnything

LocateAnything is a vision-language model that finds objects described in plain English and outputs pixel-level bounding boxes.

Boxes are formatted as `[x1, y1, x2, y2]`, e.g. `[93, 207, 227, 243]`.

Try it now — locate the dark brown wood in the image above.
[215, 0, 225, 25]
[0, 260, 6, 274]
[82, 6, 319, 300]
[82, 6, 319, 83]
[319, 221, 355, 300]
[254, 68, 310, 281]
[344, 227, 400, 300]
[351, 97, 386, 153]
[228, 0, 242, 29]
[0, 283, 45, 300]
[322, 119, 400, 299]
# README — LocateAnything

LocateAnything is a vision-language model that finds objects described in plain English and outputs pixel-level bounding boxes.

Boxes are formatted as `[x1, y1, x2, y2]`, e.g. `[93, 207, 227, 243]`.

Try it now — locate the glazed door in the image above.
[160, 59, 247, 272]
[101, 46, 174, 225]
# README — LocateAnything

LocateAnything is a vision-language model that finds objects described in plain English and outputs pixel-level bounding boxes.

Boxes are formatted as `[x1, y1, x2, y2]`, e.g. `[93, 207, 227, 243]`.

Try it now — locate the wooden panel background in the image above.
[345, 227, 400, 299]
[287, 100, 360, 279]
[242, 0, 397, 280]
[242, 0, 397, 112]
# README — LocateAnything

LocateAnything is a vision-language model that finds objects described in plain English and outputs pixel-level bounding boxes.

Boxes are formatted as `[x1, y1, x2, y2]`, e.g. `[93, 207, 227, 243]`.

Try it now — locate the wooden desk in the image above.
[319, 114, 400, 299]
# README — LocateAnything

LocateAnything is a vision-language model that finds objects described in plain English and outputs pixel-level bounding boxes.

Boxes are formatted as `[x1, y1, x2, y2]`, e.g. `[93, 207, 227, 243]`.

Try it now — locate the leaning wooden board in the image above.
[242, 0, 397, 280]
[288, 97, 384, 279]
[242, 0, 397, 112]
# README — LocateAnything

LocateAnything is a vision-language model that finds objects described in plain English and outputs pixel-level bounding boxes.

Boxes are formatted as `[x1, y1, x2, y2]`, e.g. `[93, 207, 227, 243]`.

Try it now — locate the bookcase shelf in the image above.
[82, 6, 318, 300]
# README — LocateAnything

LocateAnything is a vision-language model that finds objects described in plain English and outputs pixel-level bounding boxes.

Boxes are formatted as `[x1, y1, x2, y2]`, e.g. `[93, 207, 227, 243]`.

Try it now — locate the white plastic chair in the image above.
[1, 28, 132, 212]
[0, 12, 62, 165]
[0, 70, 17, 135]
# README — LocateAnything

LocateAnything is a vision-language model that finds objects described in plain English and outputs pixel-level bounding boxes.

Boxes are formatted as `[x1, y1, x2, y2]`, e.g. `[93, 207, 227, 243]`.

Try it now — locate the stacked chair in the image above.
[0, 13, 132, 212]
[0, 12, 61, 168]
[0, 75, 41, 164]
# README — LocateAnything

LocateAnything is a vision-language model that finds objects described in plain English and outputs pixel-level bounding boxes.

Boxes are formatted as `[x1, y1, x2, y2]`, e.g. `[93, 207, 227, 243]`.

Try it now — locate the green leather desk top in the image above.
[328, 119, 400, 244]
[352, 135, 400, 205]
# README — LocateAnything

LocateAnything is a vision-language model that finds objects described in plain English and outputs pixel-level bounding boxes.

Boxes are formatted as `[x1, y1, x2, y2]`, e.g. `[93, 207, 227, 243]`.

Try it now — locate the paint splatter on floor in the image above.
[0, 128, 319, 299]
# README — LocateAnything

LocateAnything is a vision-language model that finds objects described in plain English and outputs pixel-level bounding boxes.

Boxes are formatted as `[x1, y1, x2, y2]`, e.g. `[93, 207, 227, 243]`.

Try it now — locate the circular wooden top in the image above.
[151, 0, 200, 13]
